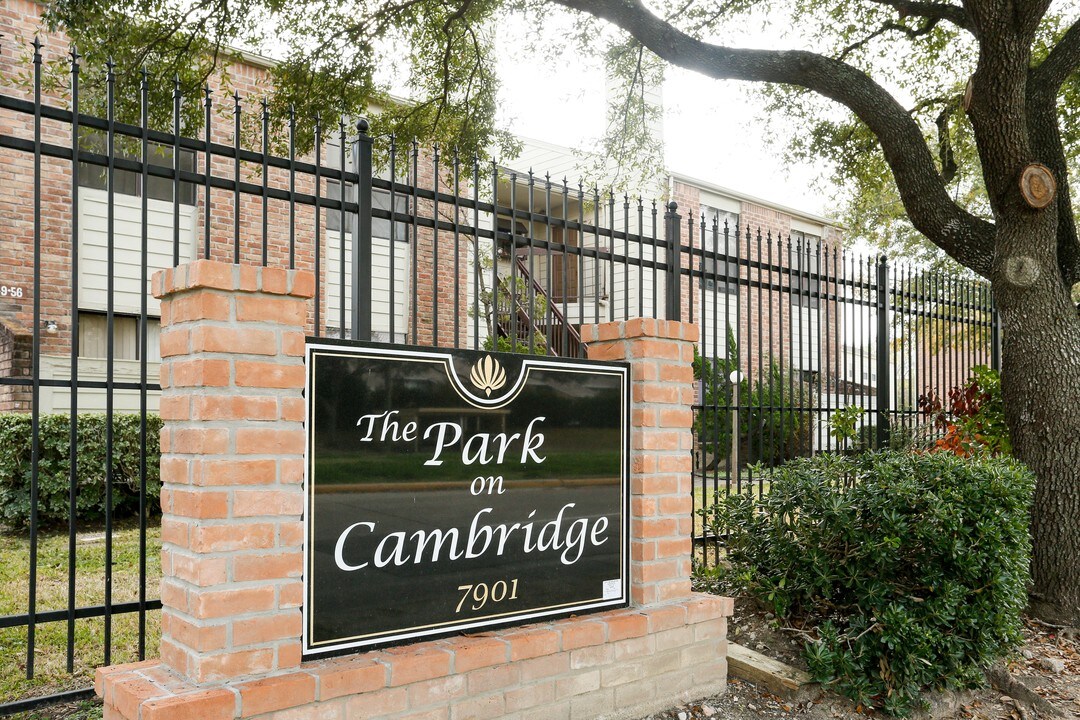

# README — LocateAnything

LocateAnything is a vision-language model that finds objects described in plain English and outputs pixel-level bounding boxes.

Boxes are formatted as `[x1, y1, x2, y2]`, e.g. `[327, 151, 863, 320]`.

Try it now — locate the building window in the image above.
[326, 182, 408, 242]
[549, 227, 580, 302]
[78, 133, 197, 204]
[78, 313, 161, 362]
[789, 231, 821, 308]
[701, 206, 739, 294]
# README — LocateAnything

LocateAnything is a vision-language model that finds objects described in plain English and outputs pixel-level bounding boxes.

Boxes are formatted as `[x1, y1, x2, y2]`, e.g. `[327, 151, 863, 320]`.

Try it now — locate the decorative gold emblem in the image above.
[469, 355, 507, 397]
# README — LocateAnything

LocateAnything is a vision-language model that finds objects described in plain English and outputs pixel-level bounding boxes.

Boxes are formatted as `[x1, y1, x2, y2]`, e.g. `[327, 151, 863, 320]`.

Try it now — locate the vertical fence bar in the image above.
[313, 116, 322, 335]
[524, 169, 533, 355]
[812, 236, 823, 457]
[411, 142, 420, 345]
[691, 214, 702, 552]
[26, 38, 43, 680]
[734, 224, 744, 493]
[261, 100, 269, 266]
[352, 119, 373, 341]
[203, 86, 212, 260]
[665, 202, 681, 321]
[471, 154, 480, 349]
[288, 108, 296, 269]
[914, 268, 923, 429]
[434, 146, 442, 347]
[710, 218, 721, 507]
[578, 189, 587, 342]
[509, 173, 519, 348]
[754, 228, 763, 491]
[453, 151, 462, 349]
[596, 185, 604, 325]
[490, 161, 498, 349]
[172, 77, 182, 266]
[66, 45, 81, 675]
[137, 68, 150, 658]
[685, 214, 694, 326]
[390, 137, 399, 343]
[767, 232, 776, 476]
[637, 198, 644, 318]
[796, 236, 807, 457]
[233, 92, 241, 263]
[715, 219, 726, 500]
[780, 234, 791, 478]
[622, 195, 630, 321]
[650, 201, 658, 318]
[565, 175, 574, 354]
[933, 270, 941, 411]
[104, 59, 117, 665]
[823, 243, 834, 453]
[607, 192, 615, 322]
[543, 174, 553, 354]
[745, 227, 755, 481]
[876, 255, 891, 449]
[338, 121, 346, 337]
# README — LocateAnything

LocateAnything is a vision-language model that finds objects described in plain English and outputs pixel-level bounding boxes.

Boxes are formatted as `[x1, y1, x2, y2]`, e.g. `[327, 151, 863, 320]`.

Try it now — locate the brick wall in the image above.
[0, 320, 31, 411]
[98, 595, 731, 720]
[152, 261, 311, 684]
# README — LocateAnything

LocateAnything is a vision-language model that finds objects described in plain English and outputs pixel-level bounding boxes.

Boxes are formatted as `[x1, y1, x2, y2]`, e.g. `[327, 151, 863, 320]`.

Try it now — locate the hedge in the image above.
[702, 451, 1033, 716]
[0, 413, 162, 528]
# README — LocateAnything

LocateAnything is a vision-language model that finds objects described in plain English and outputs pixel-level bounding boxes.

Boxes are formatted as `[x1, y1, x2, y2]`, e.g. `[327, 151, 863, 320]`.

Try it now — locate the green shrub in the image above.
[702, 451, 1033, 716]
[694, 330, 816, 468]
[0, 413, 162, 528]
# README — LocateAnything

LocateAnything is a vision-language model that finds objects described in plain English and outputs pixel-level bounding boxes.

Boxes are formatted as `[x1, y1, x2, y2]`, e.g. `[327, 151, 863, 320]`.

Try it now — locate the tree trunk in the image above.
[994, 222, 1080, 626]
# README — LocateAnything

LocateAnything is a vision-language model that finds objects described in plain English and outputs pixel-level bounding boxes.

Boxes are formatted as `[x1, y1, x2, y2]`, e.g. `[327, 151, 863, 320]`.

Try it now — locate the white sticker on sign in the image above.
[602, 579, 621, 600]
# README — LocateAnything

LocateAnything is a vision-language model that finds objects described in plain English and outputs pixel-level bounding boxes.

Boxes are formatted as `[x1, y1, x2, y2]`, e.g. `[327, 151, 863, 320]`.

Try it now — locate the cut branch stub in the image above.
[963, 77, 974, 112]
[1019, 163, 1057, 209]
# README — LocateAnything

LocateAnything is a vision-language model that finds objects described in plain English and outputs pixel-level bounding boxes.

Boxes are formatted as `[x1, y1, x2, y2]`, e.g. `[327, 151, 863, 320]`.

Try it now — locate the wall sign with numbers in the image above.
[0, 285, 25, 299]
[303, 341, 630, 657]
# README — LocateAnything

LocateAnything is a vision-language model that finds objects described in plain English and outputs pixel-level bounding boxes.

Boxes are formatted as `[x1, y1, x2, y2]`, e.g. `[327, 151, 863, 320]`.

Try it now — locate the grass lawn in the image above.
[0, 520, 161, 707]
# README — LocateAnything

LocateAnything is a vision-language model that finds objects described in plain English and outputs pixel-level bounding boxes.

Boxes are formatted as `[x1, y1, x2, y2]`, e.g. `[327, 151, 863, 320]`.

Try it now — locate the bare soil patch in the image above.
[639, 609, 1080, 720]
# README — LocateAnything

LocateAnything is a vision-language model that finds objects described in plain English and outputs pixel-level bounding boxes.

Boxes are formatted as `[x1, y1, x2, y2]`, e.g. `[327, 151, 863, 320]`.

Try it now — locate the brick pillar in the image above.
[581, 318, 698, 606]
[153, 259, 314, 685]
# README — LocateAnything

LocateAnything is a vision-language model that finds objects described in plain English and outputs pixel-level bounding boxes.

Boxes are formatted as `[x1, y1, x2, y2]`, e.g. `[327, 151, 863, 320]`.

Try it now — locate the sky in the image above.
[492, 10, 834, 219]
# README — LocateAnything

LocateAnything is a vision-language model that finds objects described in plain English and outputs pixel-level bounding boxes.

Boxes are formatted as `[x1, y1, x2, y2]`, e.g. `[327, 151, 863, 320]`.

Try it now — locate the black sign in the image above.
[303, 342, 629, 656]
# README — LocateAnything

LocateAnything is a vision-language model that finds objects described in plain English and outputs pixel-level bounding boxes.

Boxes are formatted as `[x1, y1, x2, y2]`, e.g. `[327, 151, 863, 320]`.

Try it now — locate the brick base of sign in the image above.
[97, 595, 732, 720]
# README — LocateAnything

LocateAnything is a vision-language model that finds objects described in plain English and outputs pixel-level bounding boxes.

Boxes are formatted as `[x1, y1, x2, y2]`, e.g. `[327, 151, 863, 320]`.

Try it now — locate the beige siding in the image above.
[37, 355, 161, 414]
[78, 190, 197, 316]
[325, 230, 408, 341]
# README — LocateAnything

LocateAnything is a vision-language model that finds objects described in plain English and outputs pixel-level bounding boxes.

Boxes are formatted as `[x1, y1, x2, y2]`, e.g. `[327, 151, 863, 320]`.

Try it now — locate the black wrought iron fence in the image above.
[0, 41, 998, 711]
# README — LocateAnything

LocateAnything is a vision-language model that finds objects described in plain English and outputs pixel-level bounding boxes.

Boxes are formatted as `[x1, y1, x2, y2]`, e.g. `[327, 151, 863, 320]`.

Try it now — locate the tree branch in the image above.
[839, 17, 941, 61]
[551, 0, 995, 277]
[865, 0, 971, 32]
[1031, 18, 1080, 96]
